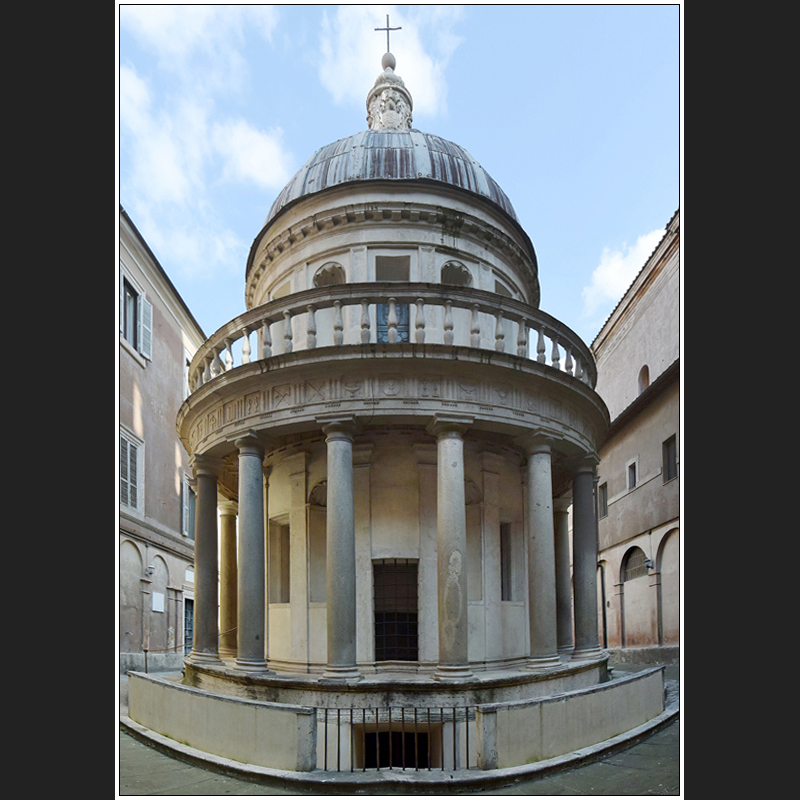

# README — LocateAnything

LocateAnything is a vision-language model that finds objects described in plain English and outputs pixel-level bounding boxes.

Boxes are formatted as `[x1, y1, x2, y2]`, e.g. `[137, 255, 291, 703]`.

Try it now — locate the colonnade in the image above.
[186, 416, 602, 679]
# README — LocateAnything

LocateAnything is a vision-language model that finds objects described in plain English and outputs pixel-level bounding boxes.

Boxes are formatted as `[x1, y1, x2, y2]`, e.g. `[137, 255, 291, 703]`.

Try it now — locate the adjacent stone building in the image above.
[591, 210, 680, 663]
[119, 207, 206, 672]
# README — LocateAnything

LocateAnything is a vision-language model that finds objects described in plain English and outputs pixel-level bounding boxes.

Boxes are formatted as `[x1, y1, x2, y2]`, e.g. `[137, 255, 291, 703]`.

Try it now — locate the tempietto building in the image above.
[127, 51, 673, 784]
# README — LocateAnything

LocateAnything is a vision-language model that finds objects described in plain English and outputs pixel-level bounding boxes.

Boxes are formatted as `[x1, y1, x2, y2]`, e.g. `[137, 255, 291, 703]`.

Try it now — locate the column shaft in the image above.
[431, 417, 473, 681]
[235, 436, 269, 672]
[554, 498, 575, 653]
[572, 461, 602, 659]
[525, 444, 560, 669]
[321, 418, 361, 682]
[188, 456, 222, 664]
[218, 501, 238, 658]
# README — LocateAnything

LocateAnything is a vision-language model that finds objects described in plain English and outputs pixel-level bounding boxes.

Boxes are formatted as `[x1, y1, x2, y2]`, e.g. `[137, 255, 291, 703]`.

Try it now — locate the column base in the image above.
[526, 654, 562, 671]
[186, 650, 223, 666]
[320, 666, 363, 684]
[234, 658, 272, 673]
[572, 646, 604, 661]
[432, 664, 474, 682]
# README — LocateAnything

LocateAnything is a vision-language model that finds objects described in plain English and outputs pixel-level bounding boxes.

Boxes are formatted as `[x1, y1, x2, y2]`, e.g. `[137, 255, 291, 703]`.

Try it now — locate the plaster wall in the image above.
[593, 234, 679, 421]
[596, 381, 679, 552]
[260, 431, 530, 670]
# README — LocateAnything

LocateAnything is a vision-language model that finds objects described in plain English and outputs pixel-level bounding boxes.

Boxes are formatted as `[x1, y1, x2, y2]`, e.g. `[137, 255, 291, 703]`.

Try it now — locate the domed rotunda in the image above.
[127, 48, 669, 786]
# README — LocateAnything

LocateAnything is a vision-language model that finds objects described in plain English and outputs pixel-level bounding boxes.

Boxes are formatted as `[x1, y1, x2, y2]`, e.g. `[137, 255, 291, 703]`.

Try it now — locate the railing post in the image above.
[415, 299, 426, 344]
[224, 338, 234, 371]
[387, 298, 398, 344]
[241, 328, 251, 364]
[360, 301, 370, 344]
[551, 337, 560, 370]
[283, 310, 293, 353]
[470, 304, 481, 347]
[494, 310, 505, 352]
[261, 321, 272, 359]
[444, 301, 454, 345]
[536, 327, 547, 363]
[517, 320, 528, 357]
[333, 300, 344, 346]
[306, 305, 317, 349]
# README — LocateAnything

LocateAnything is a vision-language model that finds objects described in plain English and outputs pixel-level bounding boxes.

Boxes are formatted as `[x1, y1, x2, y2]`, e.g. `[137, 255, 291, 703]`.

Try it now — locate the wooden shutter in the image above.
[138, 295, 153, 359]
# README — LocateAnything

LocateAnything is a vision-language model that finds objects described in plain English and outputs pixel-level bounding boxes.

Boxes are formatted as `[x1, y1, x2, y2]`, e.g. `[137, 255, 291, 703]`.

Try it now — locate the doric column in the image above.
[218, 500, 238, 659]
[319, 415, 361, 682]
[554, 497, 574, 654]
[572, 456, 603, 659]
[234, 433, 270, 672]
[523, 437, 560, 670]
[187, 454, 223, 665]
[429, 414, 473, 681]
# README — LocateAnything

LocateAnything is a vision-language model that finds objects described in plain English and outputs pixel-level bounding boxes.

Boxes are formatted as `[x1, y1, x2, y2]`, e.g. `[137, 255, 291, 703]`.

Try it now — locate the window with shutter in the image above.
[120, 431, 142, 511]
[120, 272, 153, 360]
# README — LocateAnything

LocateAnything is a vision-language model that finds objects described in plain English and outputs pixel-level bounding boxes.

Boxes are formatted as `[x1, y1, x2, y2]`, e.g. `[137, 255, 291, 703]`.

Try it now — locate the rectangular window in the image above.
[182, 476, 196, 538]
[598, 482, 608, 518]
[663, 435, 678, 482]
[627, 462, 637, 490]
[269, 522, 290, 603]
[120, 432, 141, 510]
[120, 274, 153, 360]
[500, 522, 513, 601]
[374, 559, 418, 661]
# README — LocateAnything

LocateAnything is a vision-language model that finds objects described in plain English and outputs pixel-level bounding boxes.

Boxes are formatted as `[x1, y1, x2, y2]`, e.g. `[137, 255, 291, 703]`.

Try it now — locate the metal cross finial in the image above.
[375, 13, 401, 52]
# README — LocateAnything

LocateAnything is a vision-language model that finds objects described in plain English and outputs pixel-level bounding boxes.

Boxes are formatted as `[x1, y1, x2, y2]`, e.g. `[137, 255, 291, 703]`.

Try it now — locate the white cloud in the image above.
[582, 228, 665, 318]
[119, 5, 292, 284]
[212, 120, 294, 191]
[318, 5, 464, 119]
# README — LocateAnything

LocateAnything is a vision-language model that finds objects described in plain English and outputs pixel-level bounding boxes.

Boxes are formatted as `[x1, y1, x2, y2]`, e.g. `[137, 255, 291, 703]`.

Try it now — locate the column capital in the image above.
[517, 432, 559, 456]
[554, 496, 572, 513]
[316, 413, 359, 439]
[233, 430, 266, 457]
[427, 412, 474, 438]
[568, 452, 600, 475]
[218, 500, 239, 516]
[189, 453, 223, 477]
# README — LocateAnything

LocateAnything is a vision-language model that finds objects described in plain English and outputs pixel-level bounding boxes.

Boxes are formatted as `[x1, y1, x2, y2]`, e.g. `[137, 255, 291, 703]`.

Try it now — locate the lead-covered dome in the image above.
[265, 53, 518, 227]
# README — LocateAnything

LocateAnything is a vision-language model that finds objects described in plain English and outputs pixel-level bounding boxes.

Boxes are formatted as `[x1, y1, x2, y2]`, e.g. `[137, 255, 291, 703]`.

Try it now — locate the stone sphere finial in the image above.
[381, 51, 396, 71]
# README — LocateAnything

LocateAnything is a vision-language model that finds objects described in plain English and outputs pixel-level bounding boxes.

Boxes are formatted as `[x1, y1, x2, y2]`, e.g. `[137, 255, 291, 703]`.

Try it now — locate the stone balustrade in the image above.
[188, 283, 596, 393]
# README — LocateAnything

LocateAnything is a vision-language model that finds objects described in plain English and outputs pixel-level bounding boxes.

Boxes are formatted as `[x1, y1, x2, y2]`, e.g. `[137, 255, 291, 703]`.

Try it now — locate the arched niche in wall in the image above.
[313, 262, 346, 288]
[441, 260, 473, 288]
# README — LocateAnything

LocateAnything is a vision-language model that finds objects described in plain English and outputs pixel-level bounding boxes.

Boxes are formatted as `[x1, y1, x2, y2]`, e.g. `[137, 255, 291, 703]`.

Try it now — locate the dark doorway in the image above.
[373, 560, 418, 661]
[364, 730, 430, 769]
[183, 598, 194, 655]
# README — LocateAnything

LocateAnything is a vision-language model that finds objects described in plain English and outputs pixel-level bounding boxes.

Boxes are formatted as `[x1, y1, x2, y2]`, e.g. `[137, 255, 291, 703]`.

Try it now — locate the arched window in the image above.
[638, 365, 650, 395]
[441, 261, 473, 287]
[622, 546, 648, 582]
[313, 262, 346, 287]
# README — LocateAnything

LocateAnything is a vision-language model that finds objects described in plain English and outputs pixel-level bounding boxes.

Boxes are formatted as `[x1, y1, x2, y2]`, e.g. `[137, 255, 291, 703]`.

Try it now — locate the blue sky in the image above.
[117, 3, 681, 346]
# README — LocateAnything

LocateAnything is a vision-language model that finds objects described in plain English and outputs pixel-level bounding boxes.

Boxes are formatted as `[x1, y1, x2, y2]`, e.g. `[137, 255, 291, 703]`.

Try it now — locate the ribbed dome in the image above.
[265, 129, 518, 226]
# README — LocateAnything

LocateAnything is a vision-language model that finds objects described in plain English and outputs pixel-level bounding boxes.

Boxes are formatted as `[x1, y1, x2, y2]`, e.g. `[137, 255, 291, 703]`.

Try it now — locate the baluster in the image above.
[564, 345, 573, 376]
[536, 327, 547, 363]
[415, 299, 426, 344]
[283, 310, 293, 354]
[306, 305, 317, 349]
[241, 328, 251, 364]
[470, 304, 481, 347]
[444, 301, 454, 345]
[203, 354, 212, 383]
[494, 310, 505, 352]
[360, 301, 370, 344]
[517, 319, 529, 357]
[224, 338, 234, 371]
[387, 298, 398, 344]
[551, 337, 560, 370]
[212, 350, 223, 377]
[333, 300, 344, 346]
[261, 320, 272, 359]
[574, 356, 583, 382]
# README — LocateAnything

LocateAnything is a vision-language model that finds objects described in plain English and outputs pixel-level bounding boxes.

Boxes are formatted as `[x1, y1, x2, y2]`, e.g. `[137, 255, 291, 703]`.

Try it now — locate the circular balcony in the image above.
[178, 283, 608, 463]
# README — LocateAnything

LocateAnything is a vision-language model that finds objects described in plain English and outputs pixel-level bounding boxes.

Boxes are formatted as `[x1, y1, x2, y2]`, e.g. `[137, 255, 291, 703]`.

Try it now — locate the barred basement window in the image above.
[373, 559, 418, 661]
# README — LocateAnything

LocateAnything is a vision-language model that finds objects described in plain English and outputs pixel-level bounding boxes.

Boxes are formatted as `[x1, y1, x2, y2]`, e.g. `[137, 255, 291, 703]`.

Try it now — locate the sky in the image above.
[117, 3, 681, 347]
